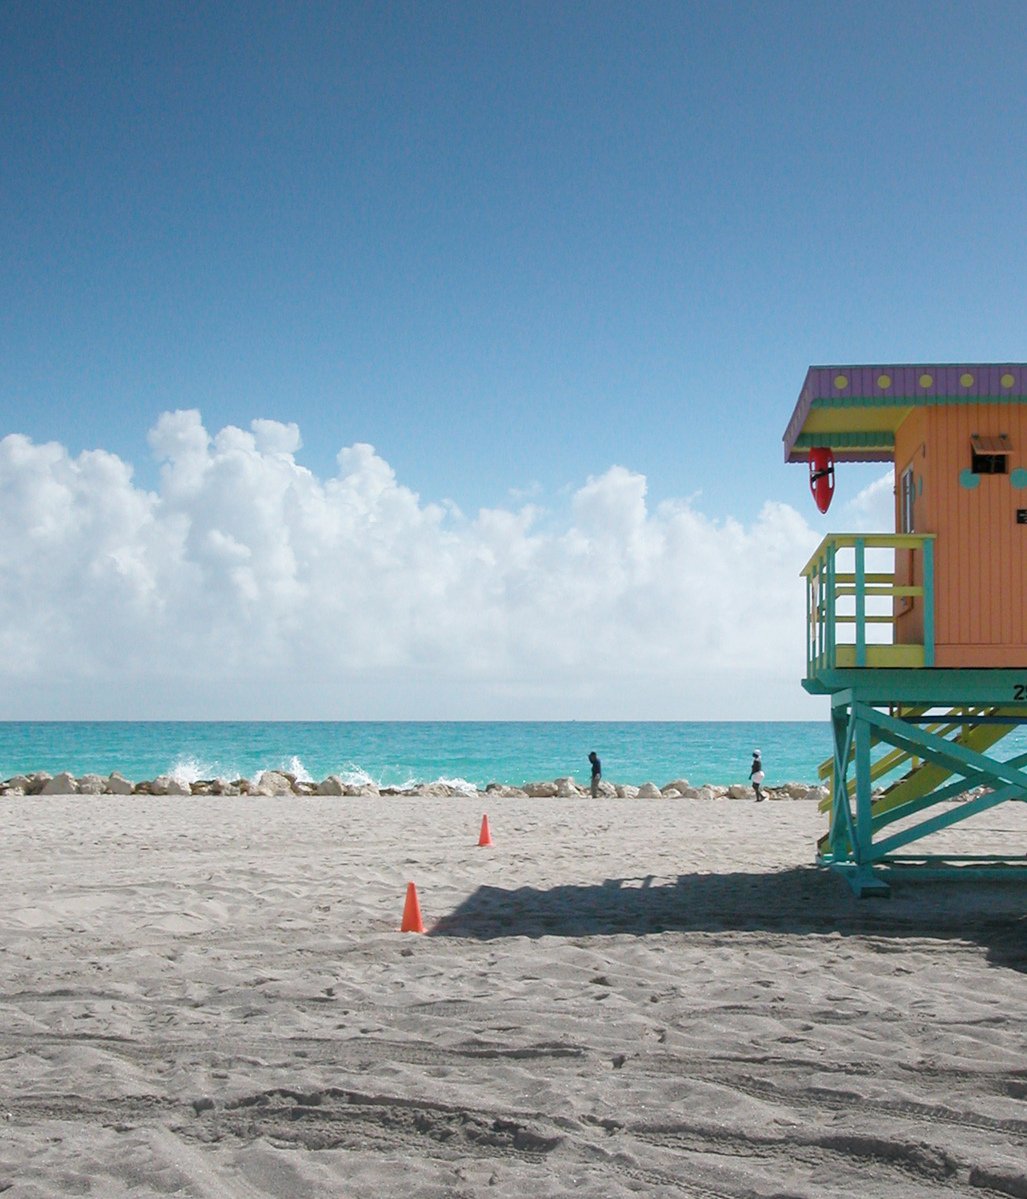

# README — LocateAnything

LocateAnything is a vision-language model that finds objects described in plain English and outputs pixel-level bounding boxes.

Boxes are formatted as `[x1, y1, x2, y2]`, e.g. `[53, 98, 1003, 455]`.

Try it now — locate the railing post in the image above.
[854, 537, 866, 667]
[807, 570, 815, 673]
[826, 543, 836, 669]
[923, 536, 935, 667]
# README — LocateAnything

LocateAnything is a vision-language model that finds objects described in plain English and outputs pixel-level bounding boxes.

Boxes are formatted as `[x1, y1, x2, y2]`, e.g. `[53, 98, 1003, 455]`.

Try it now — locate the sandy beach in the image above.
[1, 794, 1024, 1198]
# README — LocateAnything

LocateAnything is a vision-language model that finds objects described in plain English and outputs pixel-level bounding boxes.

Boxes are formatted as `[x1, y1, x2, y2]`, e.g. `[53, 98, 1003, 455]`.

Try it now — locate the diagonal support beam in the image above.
[848, 703, 1027, 864]
[857, 704, 1027, 795]
[872, 751, 1027, 834]
[872, 783, 1023, 859]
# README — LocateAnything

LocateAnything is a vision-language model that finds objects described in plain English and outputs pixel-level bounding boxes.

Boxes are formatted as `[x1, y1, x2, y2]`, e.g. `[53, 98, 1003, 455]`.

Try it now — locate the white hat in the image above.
[753, 749, 761, 756]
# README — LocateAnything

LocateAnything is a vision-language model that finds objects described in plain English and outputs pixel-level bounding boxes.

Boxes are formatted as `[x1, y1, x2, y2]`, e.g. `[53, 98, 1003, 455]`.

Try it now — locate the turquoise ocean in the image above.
[6, 721, 1026, 792]
[0, 721, 836, 790]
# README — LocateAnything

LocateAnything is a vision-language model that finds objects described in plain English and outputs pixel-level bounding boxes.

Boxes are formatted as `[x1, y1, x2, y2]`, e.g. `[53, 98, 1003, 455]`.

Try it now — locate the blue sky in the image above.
[2, 2, 1026, 719]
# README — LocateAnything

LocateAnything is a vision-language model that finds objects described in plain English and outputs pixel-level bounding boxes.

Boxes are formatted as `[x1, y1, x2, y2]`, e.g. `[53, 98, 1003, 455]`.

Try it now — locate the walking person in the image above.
[750, 749, 766, 802]
[588, 751, 602, 798]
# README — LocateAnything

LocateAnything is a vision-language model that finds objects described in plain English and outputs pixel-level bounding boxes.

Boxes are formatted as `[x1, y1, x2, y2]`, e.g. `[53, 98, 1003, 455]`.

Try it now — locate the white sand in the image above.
[1, 795, 1024, 1198]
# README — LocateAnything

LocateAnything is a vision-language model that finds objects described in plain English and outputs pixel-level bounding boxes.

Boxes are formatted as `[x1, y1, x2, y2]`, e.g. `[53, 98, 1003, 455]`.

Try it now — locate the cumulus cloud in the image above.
[837, 470, 895, 531]
[0, 413, 835, 718]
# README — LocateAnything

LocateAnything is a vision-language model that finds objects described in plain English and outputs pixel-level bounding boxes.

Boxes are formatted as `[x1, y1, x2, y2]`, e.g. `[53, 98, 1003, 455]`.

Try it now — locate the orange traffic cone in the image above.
[478, 814, 493, 847]
[400, 881, 425, 933]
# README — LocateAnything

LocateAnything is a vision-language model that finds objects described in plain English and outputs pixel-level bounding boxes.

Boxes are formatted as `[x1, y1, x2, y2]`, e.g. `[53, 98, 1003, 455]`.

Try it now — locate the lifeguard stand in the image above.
[783, 364, 1027, 895]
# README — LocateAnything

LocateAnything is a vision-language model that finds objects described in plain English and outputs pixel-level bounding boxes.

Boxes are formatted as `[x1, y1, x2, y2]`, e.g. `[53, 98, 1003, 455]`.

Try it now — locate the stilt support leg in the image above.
[838, 862, 890, 898]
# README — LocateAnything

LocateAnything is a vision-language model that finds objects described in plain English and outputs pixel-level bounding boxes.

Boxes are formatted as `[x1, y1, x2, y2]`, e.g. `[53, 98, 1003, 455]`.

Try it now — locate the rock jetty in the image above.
[0, 770, 829, 801]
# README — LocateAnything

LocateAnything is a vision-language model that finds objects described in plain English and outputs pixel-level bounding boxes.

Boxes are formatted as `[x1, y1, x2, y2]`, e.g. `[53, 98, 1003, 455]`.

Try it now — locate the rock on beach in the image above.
[0, 769, 829, 802]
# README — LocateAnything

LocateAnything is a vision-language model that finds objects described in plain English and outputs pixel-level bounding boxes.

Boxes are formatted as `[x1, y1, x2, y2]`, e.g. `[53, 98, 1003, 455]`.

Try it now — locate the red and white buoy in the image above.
[808, 446, 835, 514]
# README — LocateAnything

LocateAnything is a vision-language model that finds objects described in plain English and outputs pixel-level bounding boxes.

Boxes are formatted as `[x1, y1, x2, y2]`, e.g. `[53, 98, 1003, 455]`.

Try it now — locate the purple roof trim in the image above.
[783, 363, 1027, 462]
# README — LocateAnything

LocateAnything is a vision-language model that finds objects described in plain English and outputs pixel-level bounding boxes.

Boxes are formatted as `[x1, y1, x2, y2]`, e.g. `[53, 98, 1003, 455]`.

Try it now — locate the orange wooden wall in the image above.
[894, 403, 1027, 666]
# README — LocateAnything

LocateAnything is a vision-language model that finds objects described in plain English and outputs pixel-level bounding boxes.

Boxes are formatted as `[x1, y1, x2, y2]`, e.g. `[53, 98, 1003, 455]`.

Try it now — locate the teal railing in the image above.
[801, 534, 935, 675]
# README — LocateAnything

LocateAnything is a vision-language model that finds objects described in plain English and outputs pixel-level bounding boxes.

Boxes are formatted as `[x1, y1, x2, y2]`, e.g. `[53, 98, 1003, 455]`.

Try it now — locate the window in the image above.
[970, 433, 1011, 475]
[900, 466, 915, 532]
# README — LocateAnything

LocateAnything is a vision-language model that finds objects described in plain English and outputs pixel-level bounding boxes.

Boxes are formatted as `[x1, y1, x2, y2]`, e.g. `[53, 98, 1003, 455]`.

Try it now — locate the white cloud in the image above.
[0, 413, 835, 719]
[837, 470, 894, 531]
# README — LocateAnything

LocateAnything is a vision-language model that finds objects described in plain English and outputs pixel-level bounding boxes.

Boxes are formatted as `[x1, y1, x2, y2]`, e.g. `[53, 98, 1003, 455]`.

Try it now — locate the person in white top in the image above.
[749, 750, 766, 802]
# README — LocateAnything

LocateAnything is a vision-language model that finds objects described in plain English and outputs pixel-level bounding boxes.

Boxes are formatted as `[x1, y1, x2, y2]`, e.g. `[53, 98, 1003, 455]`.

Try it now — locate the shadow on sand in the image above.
[430, 866, 1026, 972]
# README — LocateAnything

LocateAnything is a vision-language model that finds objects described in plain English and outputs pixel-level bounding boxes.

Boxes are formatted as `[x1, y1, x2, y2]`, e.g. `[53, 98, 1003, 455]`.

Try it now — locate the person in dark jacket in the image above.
[588, 751, 602, 798]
